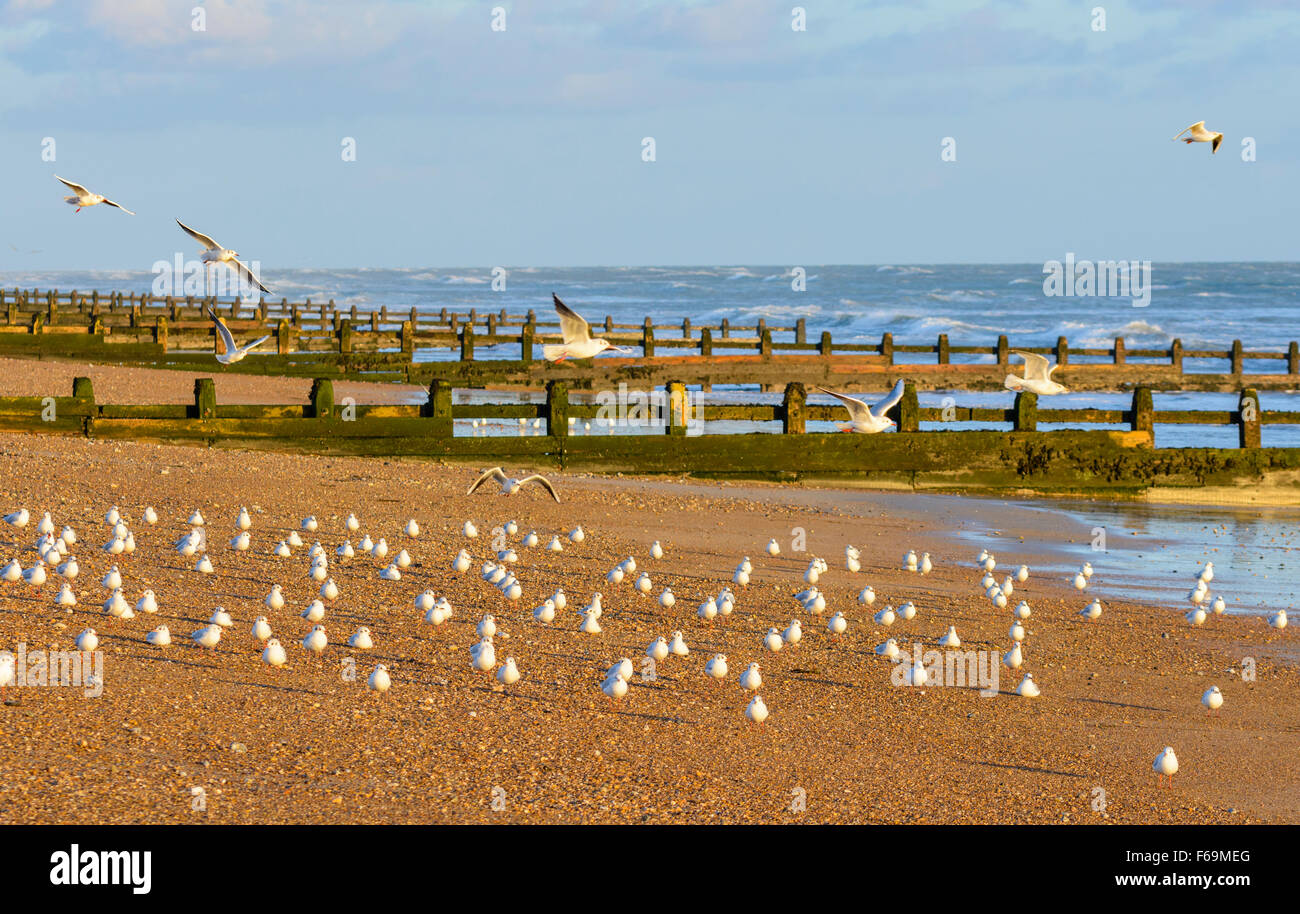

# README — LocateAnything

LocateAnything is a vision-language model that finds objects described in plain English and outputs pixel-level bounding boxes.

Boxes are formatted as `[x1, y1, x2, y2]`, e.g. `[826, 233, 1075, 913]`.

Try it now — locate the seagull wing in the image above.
[869, 378, 907, 418]
[230, 257, 271, 294]
[552, 294, 591, 345]
[1172, 121, 1204, 140]
[518, 475, 561, 503]
[205, 306, 236, 357]
[467, 467, 507, 496]
[1211, 133, 1222, 154]
[101, 198, 135, 215]
[1011, 350, 1051, 382]
[176, 220, 221, 251]
[54, 175, 90, 196]
[240, 335, 271, 354]
[815, 386, 873, 424]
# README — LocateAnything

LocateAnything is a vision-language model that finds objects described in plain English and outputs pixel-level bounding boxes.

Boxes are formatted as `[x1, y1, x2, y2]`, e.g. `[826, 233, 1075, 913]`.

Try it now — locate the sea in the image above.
[2, 262, 1297, 611]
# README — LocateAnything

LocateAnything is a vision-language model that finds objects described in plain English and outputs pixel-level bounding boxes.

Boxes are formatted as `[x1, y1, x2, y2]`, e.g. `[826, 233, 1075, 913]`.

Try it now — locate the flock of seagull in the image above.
[4, 482, 1286, 791]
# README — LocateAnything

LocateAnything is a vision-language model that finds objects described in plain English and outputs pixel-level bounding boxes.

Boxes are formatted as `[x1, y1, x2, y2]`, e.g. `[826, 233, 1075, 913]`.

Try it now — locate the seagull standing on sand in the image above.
[1153, 746, 1179, 787]
[55, 176, 135, 214]
[816, 379, 906, 434]
[1172, 121, 1223, 154]
[204, 305, 270, 365]
[467, 467, 560, 503]
[543, 294, 632, 362]
[1004, 352, 1067, 395]
[176, 220, 271, 295]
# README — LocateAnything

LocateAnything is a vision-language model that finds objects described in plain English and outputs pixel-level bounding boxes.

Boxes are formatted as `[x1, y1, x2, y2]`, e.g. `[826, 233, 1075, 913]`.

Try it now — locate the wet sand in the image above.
[0, 432, 1295, 824]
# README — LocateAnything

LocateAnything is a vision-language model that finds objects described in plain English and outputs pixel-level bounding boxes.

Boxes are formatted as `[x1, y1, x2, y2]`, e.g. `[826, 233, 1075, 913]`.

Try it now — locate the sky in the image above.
[1, 0, 1297, 270]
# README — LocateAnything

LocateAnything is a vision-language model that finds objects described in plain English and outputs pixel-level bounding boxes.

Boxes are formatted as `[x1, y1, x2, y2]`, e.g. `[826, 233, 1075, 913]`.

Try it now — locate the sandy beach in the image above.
[0, 426, 1295, 825]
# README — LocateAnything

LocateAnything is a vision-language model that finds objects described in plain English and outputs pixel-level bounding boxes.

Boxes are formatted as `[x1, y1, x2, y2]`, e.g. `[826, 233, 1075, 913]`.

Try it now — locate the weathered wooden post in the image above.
[666, 382, 689, 436]
[278, 319, 294, 355]
[422, 379, 454, 437]
[90, 315, 104, 336]
[759, 327, 773, 358]
[129, 304, 140, 328]
[194, 378, 217, 420]
[1289, 341, 1299, 375]
[1170, 339, 1183, 372]
[1012, 391, 1038, 431]
[48, 295, 58, 324]
[880, 332, 894, 365]
[5, 300, 14, 325]
[400, 320, 414, 358]
[520, 318, 535, 363]
[699, 327, 713, 357]
[937, 334, 950, 364]
[1057, 336, 1069, 367]
[1130, 386, 1154, 435]
[546, 380, 569, 437]
[370, 312, 379, 333]
[681, 318, 691, 339]
[819, 331, 833, 356]
[996, 335, 1009, 366]
[155, 316, 168, 351]
[30, 313, 43, 334]
[460, 325, 475, 361]
[795, 319, 806, 345]
[1113, 337, 1126, 365]
[643, 322, 655, 358]
[782, 382, 806, 434]
[1230, 340, 1244, 375]
[72, 376, 95, 402]
[1238, 388, 1260, 449]
[487, 313, 497, 336]
[720, 318, 730, 339]
[888, 380, 919, 432]
[310, 378, 335, 419]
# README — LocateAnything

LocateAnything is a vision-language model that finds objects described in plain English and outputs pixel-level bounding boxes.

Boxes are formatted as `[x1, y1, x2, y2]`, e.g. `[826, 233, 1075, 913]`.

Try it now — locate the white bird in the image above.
[544, 293, 632, 361]
[55, 582, 77, 606]
[273, 540, 291, 557]
[646, 637, 669, 661]
[546, 536, 563, 552]
[1211, 595, 1227, 615]
[579, 610, 602, 634]
[320, 578, 340, 600]
[522, 531, 539, 548]
[608, 657, 634, 683]
[733, 567, 750, 587]
[348, 627, 375, 650]
[606, 566, 624, 585]
[658, 587, 676, 608]
[766, 538, 781, 556]
[504, 520, 518, 536]
[1002, 642, 1023, 670]
[1198, 561, 1214, 584]
[938, 625, 960, 648]
[857, 586, 876, 605]
[1079, 599, 1102, 620]
[650, 540, 664, 559]
[601, 673, 628, 701]
[1153, 746, 1179, 787]
[236, 506, 252, 530]
[23, 562, 48, 587]
[142, 507, 158, 525]
[55, 175, 135, 214]
[76, 627, 99, 652]
[1072, 572, 1087, 591]
[782, 619, 803, 645]
[178, 220, 271, 295]
[763, 627, 784, 652]
[1014, 673, 1040, 698]
[336, 540, 355, 559]
[209, 607, 234, 628]
[903, 549, 918, 571]
[533, 599, 556, 624]
[497, 656, 521, 686]
[195, 554, 214, 574]
[477, 614, 497, 639]
[816, 379, 906, 434]
[471, 638, 496, 671]
[904, 661, 929, 687]
[552, 590, 568, 611]
[301, 516, 318, 532]
[230, 531, 251, 551]
[287, 531, 303, 547]
[827, 611, 848, 637]
[262, 638, 287, 667]
[875, 638, 899, 659]
[737, 662, 762, 691]
[135, 590, 158, 614]
[634, 572, 653, 594]
[1201, 685, 1223, 712]
[404, 518, 419, 537]
[192, 624, 221, 649]
[3, 508, 29, 528]
[668, 631, 689, 656]
[1004, 351, 1067, 395]
[302, 625, 328, 655]
[569, 526, 586, 543]
[1269, 609, 1288, 630]
[1172, 120, 1223, 154]
[1186, 607, 1207, 627]
[380, 564, 401, 581]
[897, 601, 917, 620]
[263, 584, 285, 611]
[1009, 619, 1026, 642]
[745, 695, 769, 725]
[1081, 561, 1094, 579]
[203, 304, 270, 365]
[1015, 565, 1029, 582]
[1014, 600, 1032, 620]
[697, 599, 718, 621]
[704, 654, 729, 681]
[920, 553, 933, 574]
[453, 549, 472, 573]
[467, 467, 560, 502]
[146, 625, 172, 647]
[873, 606, 895, 627]
[252, 616, 273, 641]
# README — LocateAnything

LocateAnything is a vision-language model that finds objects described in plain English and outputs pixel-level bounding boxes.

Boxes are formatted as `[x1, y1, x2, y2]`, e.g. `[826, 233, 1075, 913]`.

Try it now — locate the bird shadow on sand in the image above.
[788, 674, 858, 691]
[1072, 696, 1172, 714]
[964, 759, 1086, 779]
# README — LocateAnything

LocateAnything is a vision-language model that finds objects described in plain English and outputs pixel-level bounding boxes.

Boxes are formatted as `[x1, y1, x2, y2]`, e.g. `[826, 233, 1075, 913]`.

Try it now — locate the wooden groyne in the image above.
[2, 377, 1298, 500]
[2, 287, 1298, 393]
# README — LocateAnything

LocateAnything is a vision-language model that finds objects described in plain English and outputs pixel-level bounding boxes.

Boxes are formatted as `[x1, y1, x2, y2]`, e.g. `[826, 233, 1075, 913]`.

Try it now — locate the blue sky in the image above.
[1, 0, 1297, 269]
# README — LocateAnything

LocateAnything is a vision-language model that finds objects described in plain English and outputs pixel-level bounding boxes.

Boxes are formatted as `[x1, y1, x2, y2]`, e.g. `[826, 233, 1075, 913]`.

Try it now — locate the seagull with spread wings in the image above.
[467, 467, 561, 503]
[1004, 351, 1067, 395]
[204, 305, 271, 365]
[1172, 120, 1223, 154]
[54, 176, 135, 214]
[543, 293, 632, 361]
[815, 378, 906, 433]
[176, 220, 271, 295]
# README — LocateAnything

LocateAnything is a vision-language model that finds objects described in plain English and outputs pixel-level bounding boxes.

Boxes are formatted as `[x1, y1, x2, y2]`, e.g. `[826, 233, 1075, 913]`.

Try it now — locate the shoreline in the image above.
[0, 431, 1295, 824]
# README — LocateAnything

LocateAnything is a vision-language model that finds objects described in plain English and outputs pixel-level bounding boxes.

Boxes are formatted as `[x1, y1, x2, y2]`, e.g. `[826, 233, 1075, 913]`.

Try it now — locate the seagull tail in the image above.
[1003, 375, 1024, 391]
[542, 344, 567, 361]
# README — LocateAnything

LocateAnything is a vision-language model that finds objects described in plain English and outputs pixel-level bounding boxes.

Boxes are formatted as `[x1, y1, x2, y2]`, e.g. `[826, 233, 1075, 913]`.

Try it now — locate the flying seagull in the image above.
[1172, 121, 1223, 154]
[55, 176, 135, 214]
[543, 294, 632, 362]
[205, 305, 271, 365]
[176, 220, 271, 295]
[467, 467, 560, 503]
[1004, 351, 1067, 395]
[815, 378, 906, 433]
